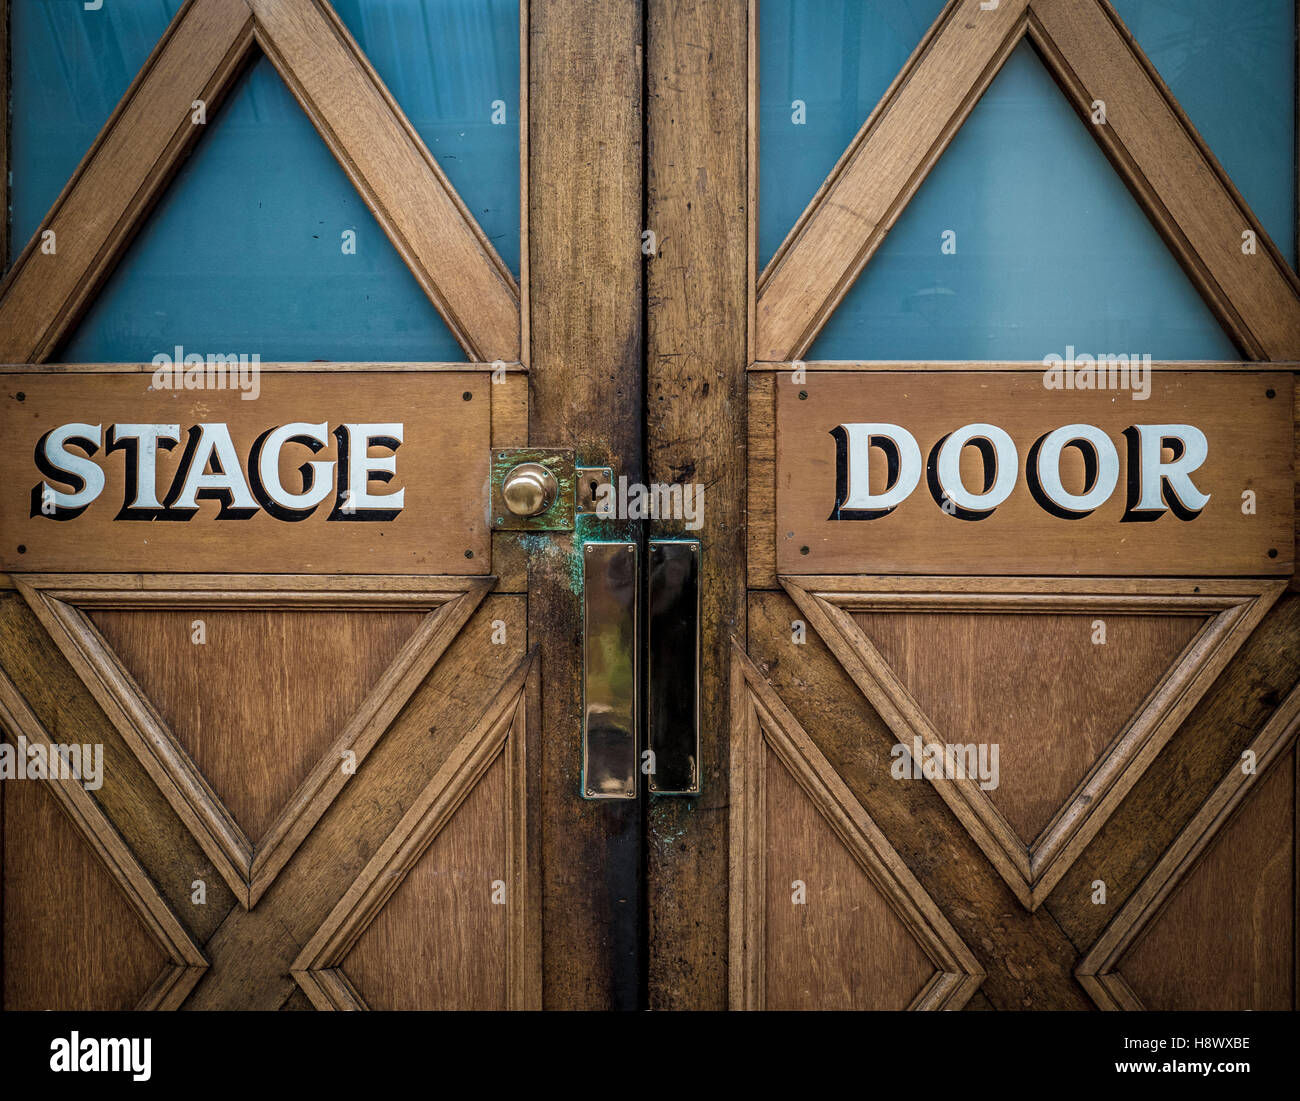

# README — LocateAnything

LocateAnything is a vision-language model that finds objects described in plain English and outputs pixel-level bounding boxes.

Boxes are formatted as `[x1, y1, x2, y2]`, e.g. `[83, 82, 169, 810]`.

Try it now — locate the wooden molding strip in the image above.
[1028, 0, 1300, 361]
[0, 0, 256, 362]
[1076, 679, 1300, 1009]
[754, 0, 1031, 361]
[753, 0, 1300, 363]
[11, 573, 491, 910]
[729, 641, 984, 1009]
[292, 649, 539, 1010]
[249, 0, 520, 362]
[0, 668, 209, 1009]
[0, 362, 525, 374]
[249, 577, 493, 904]
[781, 576, 1285, 910]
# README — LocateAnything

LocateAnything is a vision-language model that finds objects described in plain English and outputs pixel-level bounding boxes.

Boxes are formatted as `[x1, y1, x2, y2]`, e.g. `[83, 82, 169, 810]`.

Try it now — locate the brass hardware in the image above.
[490, 448, 575, 531]
[582, 542, 639, 800]
[647, 540, 701, 794]
[501, 462, 558, 517]
[575, 466, 614, 516]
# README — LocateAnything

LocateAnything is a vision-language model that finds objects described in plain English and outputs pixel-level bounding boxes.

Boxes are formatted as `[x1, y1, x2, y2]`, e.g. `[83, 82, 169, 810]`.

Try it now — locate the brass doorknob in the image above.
[502, 462, 559, 517]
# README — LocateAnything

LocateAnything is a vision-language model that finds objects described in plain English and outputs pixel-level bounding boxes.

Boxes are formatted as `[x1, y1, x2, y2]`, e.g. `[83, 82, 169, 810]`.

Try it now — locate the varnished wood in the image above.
[645, 0, 749, 1011]
[2, 777, 169, 1010]
[0, 0, 255, 362]
[0, 668, 208, 1009]
[730, 643, 983, 1010]
[784, 576, 1284, 909]
[744, 596, 1091, 1008]
[1049, 594, 1300, 953]
[528, 0, 644, 1009]
[0, 593, 237, 947]
[1077, 682, 1300, 1009]
[763, 746, 937, 1010]
[775, 371, 1293, 577]
[181, 593, 526, 1008]
[1, 370, 492, 575]
[293, 652, 537, 1010]
[14, 574, 491, 907]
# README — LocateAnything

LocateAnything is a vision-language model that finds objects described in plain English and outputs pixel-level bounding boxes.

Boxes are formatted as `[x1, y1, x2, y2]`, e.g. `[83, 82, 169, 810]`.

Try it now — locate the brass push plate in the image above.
[647, 540, 700, 794]
[582, 541, 639, 799]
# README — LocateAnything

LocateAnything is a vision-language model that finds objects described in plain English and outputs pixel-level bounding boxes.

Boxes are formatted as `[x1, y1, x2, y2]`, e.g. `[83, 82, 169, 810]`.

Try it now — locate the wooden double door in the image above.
[1, 0, 1297, 1011]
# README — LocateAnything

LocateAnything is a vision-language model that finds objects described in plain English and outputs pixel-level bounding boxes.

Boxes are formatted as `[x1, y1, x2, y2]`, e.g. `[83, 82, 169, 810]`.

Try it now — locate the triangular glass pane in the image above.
[87, 607, 427, 844]
[853, 610, 1205, 846]
[332, 0, 521, 277]
[1110, 0, 1295, 270]
[59, 53, 464, 363]
[809, 41, 1240, 361]
[9, 0, 185, 264]
[759, 0, 947, 269]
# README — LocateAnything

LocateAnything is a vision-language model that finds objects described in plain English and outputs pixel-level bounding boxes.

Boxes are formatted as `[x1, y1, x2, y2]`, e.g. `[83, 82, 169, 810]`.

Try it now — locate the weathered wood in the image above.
[0, 592, 236, 946]
[528, 0, 644, 1009]
[747, 591, 1094, 1009]
[645, 0, 749, 1010]
[1048, 593, 1300, 952]
[747, 372, 777, 589]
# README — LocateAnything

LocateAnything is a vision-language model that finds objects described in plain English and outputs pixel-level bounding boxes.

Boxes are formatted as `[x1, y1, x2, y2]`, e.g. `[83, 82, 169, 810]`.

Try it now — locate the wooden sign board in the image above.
[775, 371, 1293, 576]
[1, 370, 489, 574]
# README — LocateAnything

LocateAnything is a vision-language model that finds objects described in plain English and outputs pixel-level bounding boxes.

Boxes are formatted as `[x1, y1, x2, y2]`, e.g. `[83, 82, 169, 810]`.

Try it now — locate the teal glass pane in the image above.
[807, 42, 1239, 361]
[759, 0, 946, 269]
[60, 55, 464, 363]
[332, 0, 521, 276]
[1110, 0, 1295, 268]
[9, 0, 184, 262]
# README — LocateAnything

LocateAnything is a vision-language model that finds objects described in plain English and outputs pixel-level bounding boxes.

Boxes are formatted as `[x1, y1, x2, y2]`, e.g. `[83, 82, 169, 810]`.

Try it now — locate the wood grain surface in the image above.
[776, 371, 1292, 575]
[88, 608, 424, 842]
[0, 370, 491, 574]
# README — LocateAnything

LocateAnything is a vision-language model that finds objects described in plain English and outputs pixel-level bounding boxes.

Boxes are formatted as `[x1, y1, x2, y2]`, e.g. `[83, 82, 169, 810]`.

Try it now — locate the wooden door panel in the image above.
[1, 581, 539, 1010]
[87, 607, 427, 844]
[0, 0, 562, 1012]
[739, 587, 1300, 1010]
[2, 777, 169, 1011]
[743, 591, 1092, 1010]
[719, 0, 1300, 1012]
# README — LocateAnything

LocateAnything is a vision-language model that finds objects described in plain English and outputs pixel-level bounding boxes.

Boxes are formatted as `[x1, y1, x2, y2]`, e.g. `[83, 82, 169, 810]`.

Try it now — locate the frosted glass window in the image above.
[333, 0, 521, 277]
[1109, 0, 1295, 268]
[10, 1, 521, 362]
[758, 0, 946, 269]
[59, 56, 463, 363]
[10, 0, 184, 259]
